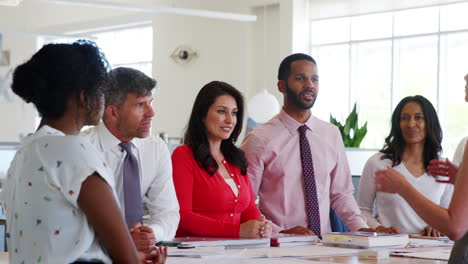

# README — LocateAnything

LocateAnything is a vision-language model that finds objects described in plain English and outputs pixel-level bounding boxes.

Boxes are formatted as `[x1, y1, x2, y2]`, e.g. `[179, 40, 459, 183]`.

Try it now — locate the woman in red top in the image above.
[172, 81, 271, 238]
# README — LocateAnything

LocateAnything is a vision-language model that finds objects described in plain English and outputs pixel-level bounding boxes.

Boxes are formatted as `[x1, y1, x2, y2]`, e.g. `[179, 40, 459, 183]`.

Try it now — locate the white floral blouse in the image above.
[2, 125, 117, 263]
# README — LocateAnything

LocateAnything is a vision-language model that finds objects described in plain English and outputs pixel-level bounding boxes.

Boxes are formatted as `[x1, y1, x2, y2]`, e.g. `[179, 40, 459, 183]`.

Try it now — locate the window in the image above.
[42, 25, 153, 76]
[310, 2, 468, 158]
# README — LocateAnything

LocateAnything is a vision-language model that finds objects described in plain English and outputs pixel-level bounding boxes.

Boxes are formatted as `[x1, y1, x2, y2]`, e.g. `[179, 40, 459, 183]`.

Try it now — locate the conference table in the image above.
[165, 244, 452, 264]
[307, 255, 447, 264]
[0, 245, 451, 263]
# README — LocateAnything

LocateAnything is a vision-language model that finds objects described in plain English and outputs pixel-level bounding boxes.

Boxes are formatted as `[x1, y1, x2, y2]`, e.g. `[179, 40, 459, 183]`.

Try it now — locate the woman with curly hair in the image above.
[2, 40, 165, 264]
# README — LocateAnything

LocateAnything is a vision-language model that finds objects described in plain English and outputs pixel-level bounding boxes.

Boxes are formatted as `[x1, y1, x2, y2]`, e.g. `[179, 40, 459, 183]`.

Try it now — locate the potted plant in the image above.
[329, 103, 367, 148]
[330, 103, 375, 177]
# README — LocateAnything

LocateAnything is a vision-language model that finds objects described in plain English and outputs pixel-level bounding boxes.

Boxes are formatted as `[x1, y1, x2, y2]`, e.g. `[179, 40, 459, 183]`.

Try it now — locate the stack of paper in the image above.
[391, 247, 452, 261]
[173, 237, 270, 249]
[409, 238, 454, 247]
[270, 234, 317, 247]
[322, 232, 409, 249]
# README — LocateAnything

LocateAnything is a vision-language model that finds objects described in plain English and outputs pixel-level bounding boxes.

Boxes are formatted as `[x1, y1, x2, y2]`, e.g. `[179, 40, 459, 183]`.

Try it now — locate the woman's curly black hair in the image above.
[12, 39, 109, 120]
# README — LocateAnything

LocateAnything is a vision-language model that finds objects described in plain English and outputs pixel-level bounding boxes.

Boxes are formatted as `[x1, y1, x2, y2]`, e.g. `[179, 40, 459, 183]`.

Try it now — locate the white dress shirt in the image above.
[358, 152, 454, 234]
[82, 122, 180, 241]
[3, 125, 114, 263]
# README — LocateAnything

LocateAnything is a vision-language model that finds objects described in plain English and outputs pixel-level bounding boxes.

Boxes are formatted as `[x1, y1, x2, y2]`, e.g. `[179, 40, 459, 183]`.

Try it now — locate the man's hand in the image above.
[280, 226, 315, 235]
[130, 222, 157, 253]
[422, 226, 444, 237]
[375, 225, 400, 234]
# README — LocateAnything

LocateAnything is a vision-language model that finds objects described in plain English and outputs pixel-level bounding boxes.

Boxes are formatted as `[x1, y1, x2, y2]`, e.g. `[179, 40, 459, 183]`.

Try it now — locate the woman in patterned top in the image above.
[2, 40, 166, 263]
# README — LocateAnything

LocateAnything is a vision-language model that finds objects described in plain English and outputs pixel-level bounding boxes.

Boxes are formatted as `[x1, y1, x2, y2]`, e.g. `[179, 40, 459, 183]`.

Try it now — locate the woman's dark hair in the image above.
[184, 81, 247, 175]
[380, 95, 442, 170]
[11, 39, 109, 120]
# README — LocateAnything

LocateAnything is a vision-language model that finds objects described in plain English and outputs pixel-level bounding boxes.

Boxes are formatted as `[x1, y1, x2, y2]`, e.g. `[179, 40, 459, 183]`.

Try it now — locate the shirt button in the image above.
[230, 213, 234, 216]
[222, 160, 226, 164]
[230, 173, 234, 176]
[238, 185, 241, 188]
[235, 199, 238, 203]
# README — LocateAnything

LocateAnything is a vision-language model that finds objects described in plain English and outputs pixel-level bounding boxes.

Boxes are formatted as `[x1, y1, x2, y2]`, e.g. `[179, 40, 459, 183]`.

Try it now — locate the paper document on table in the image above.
[409, 238, 454, 247]
[391, 247, 452, 261]
[168, 246, 225, 257]
[409, 234, 451, 241]
[167, 258, 341, 264]
[238, 244, 359, 258]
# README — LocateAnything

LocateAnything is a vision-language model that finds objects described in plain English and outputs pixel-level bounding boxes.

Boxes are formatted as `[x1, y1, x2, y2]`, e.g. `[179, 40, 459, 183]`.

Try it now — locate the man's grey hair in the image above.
[105, 67, 156, 107]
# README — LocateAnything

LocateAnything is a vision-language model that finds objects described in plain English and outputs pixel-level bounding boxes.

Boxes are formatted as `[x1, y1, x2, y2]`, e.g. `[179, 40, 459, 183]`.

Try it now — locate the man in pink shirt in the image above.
[241, 53, 371, 236]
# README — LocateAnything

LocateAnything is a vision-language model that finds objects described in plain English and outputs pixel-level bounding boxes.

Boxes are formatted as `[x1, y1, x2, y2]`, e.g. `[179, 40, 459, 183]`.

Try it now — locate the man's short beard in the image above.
[285, 83, 316, 110]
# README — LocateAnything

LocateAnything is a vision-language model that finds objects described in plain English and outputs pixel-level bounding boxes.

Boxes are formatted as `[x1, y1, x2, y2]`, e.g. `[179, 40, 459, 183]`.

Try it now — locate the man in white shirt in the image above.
[82, 67, 179, 253]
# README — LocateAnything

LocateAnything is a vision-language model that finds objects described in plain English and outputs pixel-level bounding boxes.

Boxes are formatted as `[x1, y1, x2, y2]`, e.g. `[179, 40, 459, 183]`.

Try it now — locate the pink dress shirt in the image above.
[240, 109, 367, 235]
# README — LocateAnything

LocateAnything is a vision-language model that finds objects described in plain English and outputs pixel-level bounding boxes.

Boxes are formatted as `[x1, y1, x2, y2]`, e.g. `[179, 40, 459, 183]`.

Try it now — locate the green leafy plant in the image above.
[330, 103, 367, 148]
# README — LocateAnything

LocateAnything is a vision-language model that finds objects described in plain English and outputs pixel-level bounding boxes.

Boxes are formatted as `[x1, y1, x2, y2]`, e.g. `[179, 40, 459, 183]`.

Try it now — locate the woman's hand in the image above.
[259, 218, 272, 238]
[375, 167, 410, 194]
[422, 226, 444, 237]
[240, 217, 269, 238]
[427, 159, 458, 185]
[375, 225, 400, 234]
[139, 245, 168, 264]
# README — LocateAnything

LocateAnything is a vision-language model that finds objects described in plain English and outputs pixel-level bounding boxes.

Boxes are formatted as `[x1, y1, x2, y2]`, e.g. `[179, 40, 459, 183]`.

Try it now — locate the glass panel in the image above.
[350, 40, 392, 148]
[439, 32, 468, 158]
[440, 2, 468, 32]
[393, 36, 438, 107]
[394, 7, 439, 36]
[311, 17, 350, 45]
[94, 26, 153, 66]
[351, 13, 393, 41]
[311, 44, 350, 126]
[114, 62, 153, 77]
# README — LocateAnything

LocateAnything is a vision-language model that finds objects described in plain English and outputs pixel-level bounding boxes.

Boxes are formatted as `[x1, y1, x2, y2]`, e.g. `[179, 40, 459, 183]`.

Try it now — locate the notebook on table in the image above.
[270, 234, 318, 247]
[173, 236, 271, 249]
[322, 232, 409, 249]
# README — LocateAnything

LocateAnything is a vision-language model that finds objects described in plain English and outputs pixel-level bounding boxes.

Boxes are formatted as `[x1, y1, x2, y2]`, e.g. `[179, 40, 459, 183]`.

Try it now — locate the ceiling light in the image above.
[0, 0, 22, 6]
[27, 0, 257, 22]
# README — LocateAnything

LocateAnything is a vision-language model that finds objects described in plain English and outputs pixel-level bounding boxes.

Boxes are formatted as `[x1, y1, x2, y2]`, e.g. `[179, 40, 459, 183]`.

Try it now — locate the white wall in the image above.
[152, 14, 248, 138]
[0, 34, 39, 142]
[0, 0, 299, 142]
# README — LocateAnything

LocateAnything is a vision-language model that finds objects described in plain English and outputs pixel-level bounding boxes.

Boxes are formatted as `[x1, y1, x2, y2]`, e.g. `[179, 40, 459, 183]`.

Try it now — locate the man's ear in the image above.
[105, 105, 119, 121]
[278, 80, 286, 94]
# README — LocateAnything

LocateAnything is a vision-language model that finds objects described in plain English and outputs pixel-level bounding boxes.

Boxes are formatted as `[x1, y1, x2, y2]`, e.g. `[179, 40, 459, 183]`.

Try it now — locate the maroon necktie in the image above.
[298, 125, 321, 236]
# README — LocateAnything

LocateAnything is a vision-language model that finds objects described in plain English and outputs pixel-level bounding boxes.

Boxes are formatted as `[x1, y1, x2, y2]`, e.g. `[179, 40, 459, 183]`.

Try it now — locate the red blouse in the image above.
[171, 145, 262, 237]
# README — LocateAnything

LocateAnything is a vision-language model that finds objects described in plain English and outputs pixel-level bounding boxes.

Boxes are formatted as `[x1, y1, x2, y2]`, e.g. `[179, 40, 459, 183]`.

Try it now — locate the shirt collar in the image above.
[21, 125, 65, 146]
[97, 122, 126, 152]
[278, 108, 317, 135]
